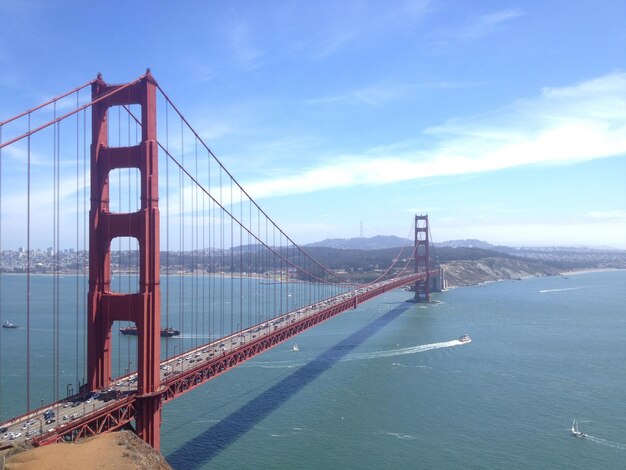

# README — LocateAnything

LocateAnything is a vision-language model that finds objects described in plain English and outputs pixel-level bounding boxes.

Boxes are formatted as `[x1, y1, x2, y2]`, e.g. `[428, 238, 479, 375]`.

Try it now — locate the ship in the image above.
[458, 333, 471, 343]
[119, 326, 180, 337]
[2, 320, 18, 329]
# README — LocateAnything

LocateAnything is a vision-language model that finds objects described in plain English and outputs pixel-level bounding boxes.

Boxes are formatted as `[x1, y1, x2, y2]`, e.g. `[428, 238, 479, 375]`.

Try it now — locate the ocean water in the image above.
[160, 270, 626, 469]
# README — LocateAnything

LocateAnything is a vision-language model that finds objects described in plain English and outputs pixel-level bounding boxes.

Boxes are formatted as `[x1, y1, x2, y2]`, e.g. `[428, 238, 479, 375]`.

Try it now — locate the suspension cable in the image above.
[0, 79, 96, 127]
[0, 74, 146, 150]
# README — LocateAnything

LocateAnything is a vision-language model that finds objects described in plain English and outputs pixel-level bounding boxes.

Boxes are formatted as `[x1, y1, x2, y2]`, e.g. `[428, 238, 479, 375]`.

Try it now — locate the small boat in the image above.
[2, 320, 18, 329]
[292, 344, 299, 352]
[458, 333, 471, 343]
[571, 419, 587, 438]
[120, 326, 180, 337]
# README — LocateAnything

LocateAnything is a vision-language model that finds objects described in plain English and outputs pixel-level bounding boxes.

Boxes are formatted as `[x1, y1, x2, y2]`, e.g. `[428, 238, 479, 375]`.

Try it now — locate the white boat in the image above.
[2, 320, 18, 329]
[571, 419, 587, 438]
[292, 344, 299, 352]
[458, 333, 471, 343]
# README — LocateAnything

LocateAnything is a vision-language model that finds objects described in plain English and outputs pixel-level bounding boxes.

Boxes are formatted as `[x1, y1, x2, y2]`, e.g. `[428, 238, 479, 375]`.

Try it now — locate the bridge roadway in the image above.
[0, 272, 430, 448]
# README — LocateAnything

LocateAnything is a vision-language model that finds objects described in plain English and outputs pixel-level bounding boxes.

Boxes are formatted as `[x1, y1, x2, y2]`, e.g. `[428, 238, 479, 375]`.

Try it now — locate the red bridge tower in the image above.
[414, 214, 430, 302]
[87, 71, 162, 449]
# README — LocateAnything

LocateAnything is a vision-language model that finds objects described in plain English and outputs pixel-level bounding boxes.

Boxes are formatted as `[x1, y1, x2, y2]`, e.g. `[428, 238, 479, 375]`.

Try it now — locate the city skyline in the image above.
[1, 1, 625, 249]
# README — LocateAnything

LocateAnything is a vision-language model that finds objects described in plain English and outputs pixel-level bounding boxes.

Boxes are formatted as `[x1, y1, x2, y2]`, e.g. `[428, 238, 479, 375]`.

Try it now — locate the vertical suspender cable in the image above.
[194, 137, 198, 348]
[207, 151, 211, 342]
[26, 113, 31, 413]
[180, 117, 184, 355]
[256, 207, 260, 324]
[230, 179, 234, 334]
[127, 108, 132, 370]
[75, 91, 80, 398]
[219, 177, 222, 337]
[248, 199, 252, 328]
[51, 115, 56, 404]
[82, 108, 87, 387]
[209, 175, 213, 338]
[239, 187, 243, 332]
[55, 114, 61, 405]
[272, 226, 276, 320]
[117, 107, 122, 375]
[52, 105, 58, 405]
[165, 100, 170, 359]
[202, 152, 206, 344]
[280, 232, 283, 315]
[127, 105, 133, 373]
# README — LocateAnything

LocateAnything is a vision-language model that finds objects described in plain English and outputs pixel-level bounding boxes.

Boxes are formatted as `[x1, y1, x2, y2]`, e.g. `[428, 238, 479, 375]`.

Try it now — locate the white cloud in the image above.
[447, 8, 524, 40]
[243, 72, 626, 199]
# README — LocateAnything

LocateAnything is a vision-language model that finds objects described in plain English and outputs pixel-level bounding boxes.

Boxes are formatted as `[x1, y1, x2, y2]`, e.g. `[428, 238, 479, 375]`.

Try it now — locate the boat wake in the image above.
[343, 339, 468, 362]
[376, 431, 416, 440]
[584, 435, 626, 450]
[539, 287, 584, 293]
[244, 360, 300, 369]
[391, 363, 432, 369]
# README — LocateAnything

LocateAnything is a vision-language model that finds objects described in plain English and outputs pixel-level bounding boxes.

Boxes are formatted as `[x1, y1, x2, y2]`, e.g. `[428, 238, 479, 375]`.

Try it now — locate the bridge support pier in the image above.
[136, 394, 162, 450]
[87, 71, 162, 449]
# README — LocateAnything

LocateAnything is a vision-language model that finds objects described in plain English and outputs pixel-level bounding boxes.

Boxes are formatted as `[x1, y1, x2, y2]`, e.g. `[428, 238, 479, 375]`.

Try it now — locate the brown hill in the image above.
[442, 257, 562, 288]
[2, 431, 171, 470]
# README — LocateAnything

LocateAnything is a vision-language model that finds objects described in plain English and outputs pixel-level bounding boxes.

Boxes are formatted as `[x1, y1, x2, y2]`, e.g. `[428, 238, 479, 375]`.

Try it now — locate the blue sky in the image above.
[1, 1, 625, 248]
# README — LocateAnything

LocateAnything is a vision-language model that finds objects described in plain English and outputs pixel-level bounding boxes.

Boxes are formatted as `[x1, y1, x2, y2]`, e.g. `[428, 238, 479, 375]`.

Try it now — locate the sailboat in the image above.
[292, 344, 299, 352]
[571, 419, 587, 438]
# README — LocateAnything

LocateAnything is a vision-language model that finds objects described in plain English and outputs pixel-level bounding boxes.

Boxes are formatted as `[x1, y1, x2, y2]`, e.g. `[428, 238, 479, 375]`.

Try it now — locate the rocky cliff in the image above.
[441, 257, 562, 288]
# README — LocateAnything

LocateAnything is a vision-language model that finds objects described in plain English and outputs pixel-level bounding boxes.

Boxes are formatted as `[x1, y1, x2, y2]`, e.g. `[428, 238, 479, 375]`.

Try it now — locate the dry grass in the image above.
[3, 431, 171, 470]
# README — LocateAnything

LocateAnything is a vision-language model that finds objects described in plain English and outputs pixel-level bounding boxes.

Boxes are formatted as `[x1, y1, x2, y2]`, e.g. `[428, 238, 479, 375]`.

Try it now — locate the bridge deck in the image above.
[1, 272, 431, 448]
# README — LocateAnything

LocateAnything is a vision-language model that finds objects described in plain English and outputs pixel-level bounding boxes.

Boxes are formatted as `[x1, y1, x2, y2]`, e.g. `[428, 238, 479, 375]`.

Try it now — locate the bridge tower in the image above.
[414, 214, 430, 302]
[87, 72, 162, 449]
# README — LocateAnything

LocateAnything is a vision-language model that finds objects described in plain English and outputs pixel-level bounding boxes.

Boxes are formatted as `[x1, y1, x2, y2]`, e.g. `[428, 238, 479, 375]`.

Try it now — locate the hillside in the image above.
[303, 240, 626, 286]
[440, 257, 562, 287]
[2, 431, 171, 470]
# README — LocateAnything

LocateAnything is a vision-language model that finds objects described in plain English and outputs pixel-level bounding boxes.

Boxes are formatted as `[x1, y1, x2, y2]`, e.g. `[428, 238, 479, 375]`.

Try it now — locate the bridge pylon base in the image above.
[135, 393, 163, 450]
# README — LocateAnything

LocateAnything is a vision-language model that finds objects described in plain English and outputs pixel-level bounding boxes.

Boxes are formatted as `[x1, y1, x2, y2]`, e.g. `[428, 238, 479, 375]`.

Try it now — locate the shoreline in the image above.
[441, 267, 624, 290]
[560, 267, 622, 276]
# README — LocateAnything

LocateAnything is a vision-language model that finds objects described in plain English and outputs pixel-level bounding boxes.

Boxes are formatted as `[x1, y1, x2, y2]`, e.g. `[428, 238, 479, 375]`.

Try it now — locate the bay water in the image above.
[1, 270, 625, 468]
[161, 270, 626, 469]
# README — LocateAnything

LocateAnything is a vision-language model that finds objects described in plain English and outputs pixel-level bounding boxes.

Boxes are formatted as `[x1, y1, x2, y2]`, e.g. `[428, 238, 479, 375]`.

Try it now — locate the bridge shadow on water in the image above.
[166, 300, 413, 469]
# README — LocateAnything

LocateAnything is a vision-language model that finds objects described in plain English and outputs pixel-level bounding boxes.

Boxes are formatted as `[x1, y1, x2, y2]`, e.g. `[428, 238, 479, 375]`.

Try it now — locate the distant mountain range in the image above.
[307, 236, 624, 253]
[435, 239, 497, 249]
[306, 235, 412, 250]
[307, 236, 500, 251]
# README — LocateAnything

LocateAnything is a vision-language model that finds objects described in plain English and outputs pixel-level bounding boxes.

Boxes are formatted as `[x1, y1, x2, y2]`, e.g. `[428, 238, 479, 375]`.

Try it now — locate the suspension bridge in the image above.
[0, 71, 442, 451]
